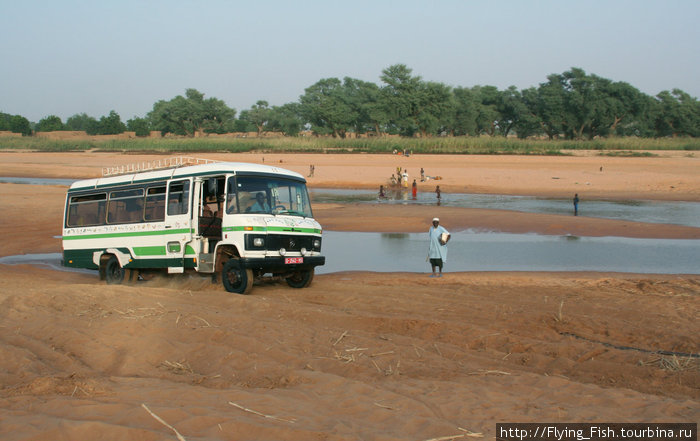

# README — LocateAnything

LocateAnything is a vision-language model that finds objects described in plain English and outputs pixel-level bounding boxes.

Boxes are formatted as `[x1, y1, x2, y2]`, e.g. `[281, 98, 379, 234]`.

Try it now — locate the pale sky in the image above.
[1, 0, 698, 123]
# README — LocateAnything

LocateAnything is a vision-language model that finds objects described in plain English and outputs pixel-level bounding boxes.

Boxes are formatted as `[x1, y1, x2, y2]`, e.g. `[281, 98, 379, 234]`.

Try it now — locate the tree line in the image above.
[2, 65, 698, 139]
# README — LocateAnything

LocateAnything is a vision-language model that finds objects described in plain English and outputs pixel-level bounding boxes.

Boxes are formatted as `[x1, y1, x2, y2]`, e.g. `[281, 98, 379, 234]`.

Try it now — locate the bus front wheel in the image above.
[222, 259, 253, 294]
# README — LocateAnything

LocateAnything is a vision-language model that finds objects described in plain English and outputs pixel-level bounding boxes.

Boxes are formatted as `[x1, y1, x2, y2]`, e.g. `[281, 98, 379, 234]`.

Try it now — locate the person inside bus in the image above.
[199, 202, 221, 237]
[249, 192, 271, 213]
[201, 203, 214, 217]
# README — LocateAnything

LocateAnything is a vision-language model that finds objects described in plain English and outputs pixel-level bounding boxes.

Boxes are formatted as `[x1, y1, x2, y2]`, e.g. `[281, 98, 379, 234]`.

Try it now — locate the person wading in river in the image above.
[427, 217, 450, 277]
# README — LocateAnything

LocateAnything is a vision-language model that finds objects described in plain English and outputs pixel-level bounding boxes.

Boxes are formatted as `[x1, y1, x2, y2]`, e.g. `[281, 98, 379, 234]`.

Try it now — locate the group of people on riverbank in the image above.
[383, 166, 442, 203]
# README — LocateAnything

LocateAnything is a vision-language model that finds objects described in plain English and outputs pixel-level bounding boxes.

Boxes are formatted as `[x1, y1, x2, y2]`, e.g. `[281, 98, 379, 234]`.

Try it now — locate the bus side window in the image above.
[168, 180, 190, 216]
[226, 177, 239, 214]
[145, 186, 166, 221]
[66, 193, 107, 227]
[107, 189, 144, 224]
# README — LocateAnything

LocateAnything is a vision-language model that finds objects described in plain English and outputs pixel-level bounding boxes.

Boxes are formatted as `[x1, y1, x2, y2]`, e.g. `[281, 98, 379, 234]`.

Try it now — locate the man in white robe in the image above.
[428, 217, 450, 277]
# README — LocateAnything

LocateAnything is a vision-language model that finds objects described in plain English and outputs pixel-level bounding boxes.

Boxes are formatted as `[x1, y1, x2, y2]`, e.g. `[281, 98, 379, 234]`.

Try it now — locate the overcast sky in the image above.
[1, 0, 698, 123]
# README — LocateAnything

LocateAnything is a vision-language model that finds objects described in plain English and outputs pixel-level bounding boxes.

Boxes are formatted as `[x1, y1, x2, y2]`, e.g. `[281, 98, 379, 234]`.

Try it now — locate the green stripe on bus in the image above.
[133, 245, 196, 256]
[62, 228, 193, 240]
[133, 246, 166, 256]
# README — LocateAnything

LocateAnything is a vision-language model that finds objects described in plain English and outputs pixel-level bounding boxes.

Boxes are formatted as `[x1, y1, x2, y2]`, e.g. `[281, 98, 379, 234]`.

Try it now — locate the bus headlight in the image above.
[313, 239, 321, 250]
[279, 248, 286, 256]
[300, 247, 308, 256]
[253, 237, 265, 247]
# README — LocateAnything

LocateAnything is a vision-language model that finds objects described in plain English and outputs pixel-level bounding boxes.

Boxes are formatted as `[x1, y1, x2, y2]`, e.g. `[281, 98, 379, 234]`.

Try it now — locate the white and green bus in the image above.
[62, 157, 325, 294]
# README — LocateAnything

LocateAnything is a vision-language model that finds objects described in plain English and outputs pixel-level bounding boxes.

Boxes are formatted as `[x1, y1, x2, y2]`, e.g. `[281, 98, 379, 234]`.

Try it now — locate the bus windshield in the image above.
[226, 176, 313, 217]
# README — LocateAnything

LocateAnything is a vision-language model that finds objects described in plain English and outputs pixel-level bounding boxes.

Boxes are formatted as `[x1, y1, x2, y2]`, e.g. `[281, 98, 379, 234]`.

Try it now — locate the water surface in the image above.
[310, 188, 700, 228]
[0, 177, 76, 186]
[318, 231, 700, 275]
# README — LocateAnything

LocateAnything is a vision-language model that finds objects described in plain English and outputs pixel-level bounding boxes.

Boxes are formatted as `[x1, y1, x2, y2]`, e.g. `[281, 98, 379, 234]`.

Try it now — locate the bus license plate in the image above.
[285, 257, 303, 264]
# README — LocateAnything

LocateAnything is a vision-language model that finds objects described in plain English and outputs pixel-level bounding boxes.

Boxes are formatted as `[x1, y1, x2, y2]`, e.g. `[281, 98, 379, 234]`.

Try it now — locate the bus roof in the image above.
[68, 161, 305, 192]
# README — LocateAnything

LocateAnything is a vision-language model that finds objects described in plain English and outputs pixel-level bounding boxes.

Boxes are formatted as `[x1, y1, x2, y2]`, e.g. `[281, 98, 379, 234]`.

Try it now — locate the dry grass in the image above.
[639, 355, 699, 371]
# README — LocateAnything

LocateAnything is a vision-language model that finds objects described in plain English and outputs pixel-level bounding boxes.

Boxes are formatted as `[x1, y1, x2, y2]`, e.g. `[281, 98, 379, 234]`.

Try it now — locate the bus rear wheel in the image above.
[222, 259, 253, 294]
[104, 255, 125, 285]
[286, 269, 314, 288]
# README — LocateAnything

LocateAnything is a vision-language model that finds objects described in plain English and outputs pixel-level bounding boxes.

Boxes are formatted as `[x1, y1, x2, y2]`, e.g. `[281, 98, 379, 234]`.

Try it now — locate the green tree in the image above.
[598, 81, 647, 136]
[267, 103, 304, 136]
[9, 115, 32, 136]
[230, 111, 256, 133]
[127, 117, 151, 137]
[299, 78, 355, 137]
[96, 110, 126, 135]
[380, 64, 422, 136]
[339, 77, 383, 135]
[200, 92, 236, 134]
[472, 86, 500, 136]
[415, 81, 453, 137]
[654, 89, 700, 137]
[65, 113, 98, 132]
[0, 112, 12, 131]
[534, 75, 566, 139]
[245, 100, 272, 136]
[495, 86, 529, 137]
[35, 115, 64, 132]
[380, 64, 452, 137]
[513, 87, 543, 139]
[450, 87, 480, 136]
[148, 88, 235, 136]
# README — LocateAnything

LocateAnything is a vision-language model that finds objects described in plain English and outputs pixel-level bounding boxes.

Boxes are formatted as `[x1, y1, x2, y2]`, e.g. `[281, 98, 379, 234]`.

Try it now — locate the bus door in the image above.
[196, 176, 225, 249]
[165, 179, 193, 273]
[193, 176, 225, 273]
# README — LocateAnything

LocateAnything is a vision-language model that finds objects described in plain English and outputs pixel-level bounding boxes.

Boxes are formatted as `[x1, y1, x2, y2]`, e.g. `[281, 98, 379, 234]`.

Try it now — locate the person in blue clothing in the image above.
[428, 217, 450, 277]
[573, 193, 579, 216]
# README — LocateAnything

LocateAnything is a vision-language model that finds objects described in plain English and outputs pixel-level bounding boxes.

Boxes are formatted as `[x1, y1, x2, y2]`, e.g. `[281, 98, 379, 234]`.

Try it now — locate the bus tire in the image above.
[222, 259, 253, 294]
[104, 255, 125, 285]
[286, 268, 314, 289]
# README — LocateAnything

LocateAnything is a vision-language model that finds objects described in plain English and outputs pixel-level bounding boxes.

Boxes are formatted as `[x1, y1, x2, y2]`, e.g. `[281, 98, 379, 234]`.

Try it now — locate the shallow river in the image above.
[310, 188, 700, 228]
[319, 231, 700, 274]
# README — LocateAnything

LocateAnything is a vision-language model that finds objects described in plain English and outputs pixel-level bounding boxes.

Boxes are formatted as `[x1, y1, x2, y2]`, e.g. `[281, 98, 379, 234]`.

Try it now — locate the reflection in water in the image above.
[310, 188, 700, 228]
[382, 233, 410, 240]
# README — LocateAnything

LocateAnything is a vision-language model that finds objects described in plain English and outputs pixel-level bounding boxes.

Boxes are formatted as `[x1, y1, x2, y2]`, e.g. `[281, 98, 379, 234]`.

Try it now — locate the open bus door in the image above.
[194, 176, 225, 273]
[164, 178, 193, 273]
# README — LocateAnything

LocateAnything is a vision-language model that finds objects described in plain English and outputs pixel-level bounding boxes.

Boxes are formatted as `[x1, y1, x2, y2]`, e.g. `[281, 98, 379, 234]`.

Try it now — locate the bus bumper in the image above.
[240, 255, 325, 272]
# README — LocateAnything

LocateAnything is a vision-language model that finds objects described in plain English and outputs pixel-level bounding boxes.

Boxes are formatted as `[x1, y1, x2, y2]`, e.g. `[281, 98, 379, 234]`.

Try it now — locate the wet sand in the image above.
[0, 151, 698, 440]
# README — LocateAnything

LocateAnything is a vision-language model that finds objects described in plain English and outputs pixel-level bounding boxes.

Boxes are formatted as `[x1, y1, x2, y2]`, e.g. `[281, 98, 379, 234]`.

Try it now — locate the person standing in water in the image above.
[428, 217, 450, 277]
[573, 193, 580, 216]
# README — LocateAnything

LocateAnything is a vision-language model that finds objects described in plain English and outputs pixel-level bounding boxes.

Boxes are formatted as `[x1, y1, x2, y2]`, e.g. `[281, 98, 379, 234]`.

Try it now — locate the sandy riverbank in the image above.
[0, 151, 698, 440]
